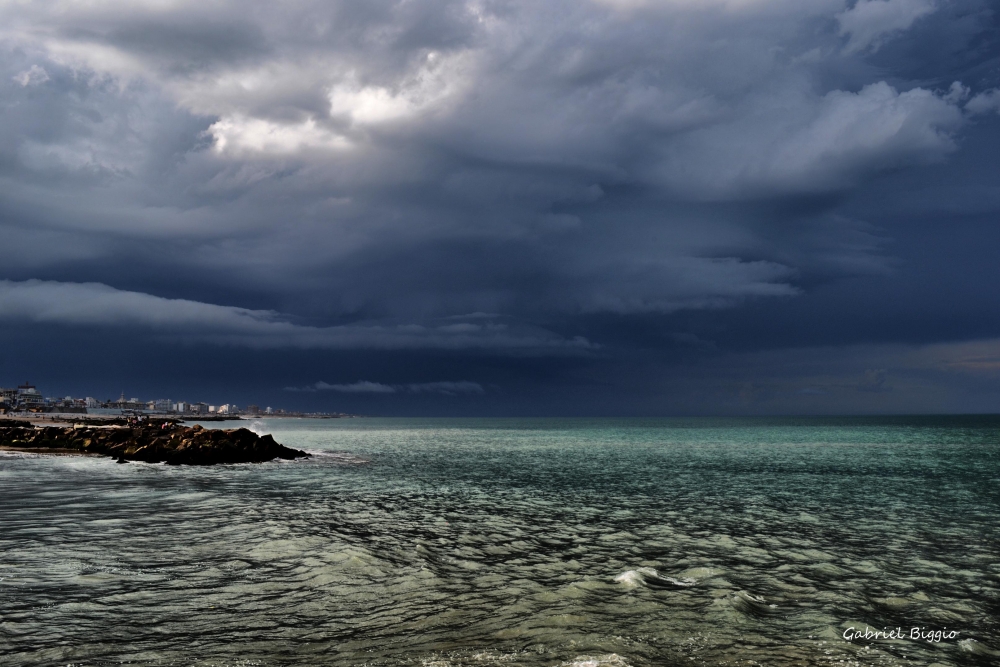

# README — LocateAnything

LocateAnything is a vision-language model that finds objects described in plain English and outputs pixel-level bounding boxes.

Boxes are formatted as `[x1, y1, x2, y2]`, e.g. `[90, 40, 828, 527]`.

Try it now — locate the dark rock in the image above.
[0, 424, 310, 465]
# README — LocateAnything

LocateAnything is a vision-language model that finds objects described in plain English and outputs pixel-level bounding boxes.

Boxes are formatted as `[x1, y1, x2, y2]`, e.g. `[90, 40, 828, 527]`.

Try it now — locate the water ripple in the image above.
[1, 417, 998, 666]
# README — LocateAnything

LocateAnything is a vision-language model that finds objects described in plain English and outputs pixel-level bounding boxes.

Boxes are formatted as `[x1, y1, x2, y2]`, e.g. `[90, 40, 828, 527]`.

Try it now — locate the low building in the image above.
[17, 382, 44, 409]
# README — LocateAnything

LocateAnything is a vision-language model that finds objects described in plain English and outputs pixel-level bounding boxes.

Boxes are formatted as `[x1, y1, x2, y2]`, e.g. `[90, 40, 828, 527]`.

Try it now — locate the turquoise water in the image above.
[1, 417, 999, 666]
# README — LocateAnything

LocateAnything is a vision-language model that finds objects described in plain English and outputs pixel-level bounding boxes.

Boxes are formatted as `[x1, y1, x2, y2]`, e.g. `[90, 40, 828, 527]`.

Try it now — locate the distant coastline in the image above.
[0, 380, 353, 420]
[0, 412, 358, 431]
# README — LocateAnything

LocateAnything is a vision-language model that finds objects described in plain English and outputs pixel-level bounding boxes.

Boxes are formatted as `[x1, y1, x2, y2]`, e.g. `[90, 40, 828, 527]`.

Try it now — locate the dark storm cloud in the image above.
[0, 280, 594, 351]
[286, 380, 485, 395]
[836, 0, 936, 54]
[1, 0, 999, 412]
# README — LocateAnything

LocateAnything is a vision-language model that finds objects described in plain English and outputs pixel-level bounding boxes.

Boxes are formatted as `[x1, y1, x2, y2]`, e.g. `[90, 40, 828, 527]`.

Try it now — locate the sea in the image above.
[1, 416, 998, 667]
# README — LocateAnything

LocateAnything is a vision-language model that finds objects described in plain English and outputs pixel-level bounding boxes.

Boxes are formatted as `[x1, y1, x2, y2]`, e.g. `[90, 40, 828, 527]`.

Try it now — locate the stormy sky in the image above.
[2, 0, 1000, 415]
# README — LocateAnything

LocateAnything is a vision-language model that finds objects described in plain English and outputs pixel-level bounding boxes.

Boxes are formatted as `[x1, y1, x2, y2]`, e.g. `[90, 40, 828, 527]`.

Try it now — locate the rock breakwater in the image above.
[0, 424, 309, 465]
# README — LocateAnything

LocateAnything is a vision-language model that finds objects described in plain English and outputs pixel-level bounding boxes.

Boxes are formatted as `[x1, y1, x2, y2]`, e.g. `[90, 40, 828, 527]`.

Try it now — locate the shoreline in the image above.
[0, 445, 102, 457]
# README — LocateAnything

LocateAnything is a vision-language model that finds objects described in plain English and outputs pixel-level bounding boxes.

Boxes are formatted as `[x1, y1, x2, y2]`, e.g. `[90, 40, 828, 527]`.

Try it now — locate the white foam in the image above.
[959, 638, 1000, 657]
[614, 567, 696, 588]
[563, 654, 631, 667]
[614, 567, 656, 587]
[245, 419, 267, 436]
[302, 450, 370, 464]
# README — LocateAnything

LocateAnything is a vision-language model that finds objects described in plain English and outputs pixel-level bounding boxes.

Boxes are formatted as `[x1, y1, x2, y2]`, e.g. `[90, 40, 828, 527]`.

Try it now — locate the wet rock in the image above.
[0, 424, 310, 465]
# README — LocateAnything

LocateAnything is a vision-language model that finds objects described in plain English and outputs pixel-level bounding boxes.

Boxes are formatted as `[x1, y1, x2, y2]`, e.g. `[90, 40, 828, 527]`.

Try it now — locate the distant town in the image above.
[0, 381, 349, 419]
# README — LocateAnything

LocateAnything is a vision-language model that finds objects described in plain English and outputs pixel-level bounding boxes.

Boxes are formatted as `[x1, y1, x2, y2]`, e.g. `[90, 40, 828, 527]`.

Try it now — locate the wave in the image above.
[959, 638, 1000, 662]
[416, 651, 632, 667]
[563, 654, 631, 667]
[614, 567, 697, 589]
[301, 449, 370, 465]
[730, 590, 779, 618]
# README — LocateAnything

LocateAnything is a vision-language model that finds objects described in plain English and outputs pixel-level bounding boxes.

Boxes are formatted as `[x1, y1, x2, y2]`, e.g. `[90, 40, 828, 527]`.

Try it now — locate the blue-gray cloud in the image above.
[287, 380, 485, 395]
[297, 381, 397, 394]
[837, 0, 938, 54]
[0, 280, 593, 351]
[0, 0, 998, 412]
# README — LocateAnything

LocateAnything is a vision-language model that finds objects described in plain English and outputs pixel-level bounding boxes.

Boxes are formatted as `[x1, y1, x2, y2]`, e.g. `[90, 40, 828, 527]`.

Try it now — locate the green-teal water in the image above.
[1, 417, 999, 666]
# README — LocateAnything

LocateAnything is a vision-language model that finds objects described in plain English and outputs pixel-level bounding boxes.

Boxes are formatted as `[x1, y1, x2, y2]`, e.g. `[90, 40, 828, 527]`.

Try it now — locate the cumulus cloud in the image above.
[0, 1, 970, 210]
[209, 115, 350, 154]
[837, 0, 937, 54]
[966, 89, 1000, 115]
